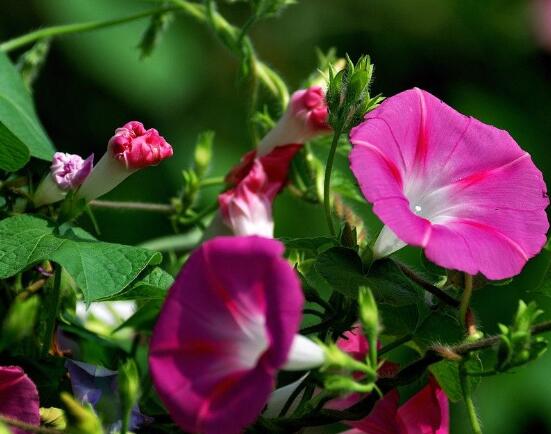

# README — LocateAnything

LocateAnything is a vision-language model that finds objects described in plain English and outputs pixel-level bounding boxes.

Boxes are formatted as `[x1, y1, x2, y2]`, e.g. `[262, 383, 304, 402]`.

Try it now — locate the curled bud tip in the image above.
[51, 152, 94, 190]
[290, 85, 331, 132]
[109, 121, 173, 169]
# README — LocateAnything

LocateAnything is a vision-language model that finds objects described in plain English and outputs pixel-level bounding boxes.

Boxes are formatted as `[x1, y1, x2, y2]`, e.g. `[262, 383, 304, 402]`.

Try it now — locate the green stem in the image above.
[0, 415, 62, 434]
[0, 6, 178, 52]
[89, 200, 175, 214]
[323, 127, 343, 236]
[199, 176, 225, 187]
[138, 230, 202, 251]
[460, 273, 474, 328]
[379, 334, 413, 356]
[41, 265, 61, 358]
[460, 362, 483, 434]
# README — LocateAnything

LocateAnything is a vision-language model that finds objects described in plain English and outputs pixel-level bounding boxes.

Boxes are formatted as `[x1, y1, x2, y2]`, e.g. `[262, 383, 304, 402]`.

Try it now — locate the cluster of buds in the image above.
[34, 121, 173, 208]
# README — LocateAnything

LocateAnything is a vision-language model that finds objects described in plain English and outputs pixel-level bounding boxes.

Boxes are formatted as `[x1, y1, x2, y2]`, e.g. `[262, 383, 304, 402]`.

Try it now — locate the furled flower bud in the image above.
[257, 86, 331, 156]
[109, 121, 173, 170]
[34, 152, 94, 207]
[217, 144, 301, 238]
[78, 121, 173, 201]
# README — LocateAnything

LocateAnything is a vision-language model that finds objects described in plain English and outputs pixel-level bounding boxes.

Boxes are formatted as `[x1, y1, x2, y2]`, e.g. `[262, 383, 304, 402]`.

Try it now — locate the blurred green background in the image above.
[2, 0, 551, 432]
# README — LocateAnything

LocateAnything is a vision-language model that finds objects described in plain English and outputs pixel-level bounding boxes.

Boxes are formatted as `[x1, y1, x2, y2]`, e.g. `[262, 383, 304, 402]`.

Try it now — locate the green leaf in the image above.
[430, 357, 482, 402]
[0, 215, 161, 302]
[113, 267, 174, 301]
[413, 307, 464, 350]
[114, 301, 162, 333]
[366, 259, 430, 337]
[314, 246, 367, 298]
[282, 236, 337, 256]
[0, 121, 30, 171]
[0, 51, 54, 164]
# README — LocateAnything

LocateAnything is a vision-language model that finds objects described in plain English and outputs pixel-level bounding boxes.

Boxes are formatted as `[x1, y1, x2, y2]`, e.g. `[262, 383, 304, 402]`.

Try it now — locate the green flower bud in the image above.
[193, 131, 215, 178]
[119, 359, 140, 434]
[61, 392, 103, 434]
[358, 286, 379, 368]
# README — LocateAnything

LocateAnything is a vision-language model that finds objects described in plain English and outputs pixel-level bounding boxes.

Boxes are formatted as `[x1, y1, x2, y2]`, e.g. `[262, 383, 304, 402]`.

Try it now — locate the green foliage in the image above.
[61, 392, 104, 434]
[0, 51, 54, 168]
[0, 295, 39, 352]
[0, 215, 162, 302]
[118, 359, 140, 434]
[16, 38, 52, 90]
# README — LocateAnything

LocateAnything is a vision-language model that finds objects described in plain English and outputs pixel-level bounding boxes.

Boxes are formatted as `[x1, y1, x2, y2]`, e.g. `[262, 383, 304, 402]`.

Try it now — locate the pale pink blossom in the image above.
[350, 88, 549, 279]
[34, 152, 93, 206]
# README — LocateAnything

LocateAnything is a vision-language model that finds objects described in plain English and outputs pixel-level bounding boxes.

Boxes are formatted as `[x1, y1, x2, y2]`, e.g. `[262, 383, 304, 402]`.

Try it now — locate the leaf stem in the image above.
[460, 362, 483, 434]
[395, 261, 460, 308]
[0, 6, 178, 52]
[199, 176, 225, 187]
[460, 273, 474, 329]
[323, 126, 343, 237]
[379, 333, 413, 356]
[89, 200, 175, 214]
[41, 264, 61, 358]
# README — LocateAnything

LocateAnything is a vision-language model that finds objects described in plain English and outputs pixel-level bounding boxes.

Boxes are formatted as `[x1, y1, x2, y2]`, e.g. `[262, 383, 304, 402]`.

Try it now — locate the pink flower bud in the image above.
[34, 152, 94, 207]
[51, 152, 94, 190]
[218, 144, 301, 237]
[109, 121, 173, 169]
[78, 121, 173, 201]
[257, 86, 331, 156]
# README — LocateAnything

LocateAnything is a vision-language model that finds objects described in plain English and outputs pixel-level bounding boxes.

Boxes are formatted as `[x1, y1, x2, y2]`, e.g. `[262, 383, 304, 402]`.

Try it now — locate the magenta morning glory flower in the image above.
[78, 121, 173, 201]
[0, 365, 40, 434]
[342, 377, 449, 434]
[149, 236, 325, 434]
[34, 152, 94, 206]
[350, 88, 549, 279]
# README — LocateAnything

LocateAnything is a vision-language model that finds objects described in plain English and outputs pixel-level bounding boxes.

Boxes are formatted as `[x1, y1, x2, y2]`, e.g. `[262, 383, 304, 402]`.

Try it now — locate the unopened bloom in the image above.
[257, 85, 330, 156]
[78, 121, 173, 201]
[0, 366, 40, 434]
[149, 236, 324, 434]
[350, 88, 549, 280]
[34, 152, 93, 206]
[218, 144, 301, 237]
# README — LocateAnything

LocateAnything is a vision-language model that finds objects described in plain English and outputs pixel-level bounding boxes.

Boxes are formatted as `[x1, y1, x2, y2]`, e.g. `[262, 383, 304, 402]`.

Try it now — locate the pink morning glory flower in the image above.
[218, 144, 301, 237]
[33, 152, 94, 207]
[341, 377, 449, 434]
[258, 85, 331, 156]
[149, 236, 324, 434]
[0, 365, 40, 434]
[350, 88, 549, 280]
[78, 121, 173, 201]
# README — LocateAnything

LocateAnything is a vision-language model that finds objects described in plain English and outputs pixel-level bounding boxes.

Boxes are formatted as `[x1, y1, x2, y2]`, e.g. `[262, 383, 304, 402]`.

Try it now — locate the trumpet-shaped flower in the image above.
[342, 378, 449, 434]
[258, 86, 330, 156]
[350, 88, 549, 279]
[34, 152, 94, 206]
[78, 121, 173, 201]
[149, 236, 324, 434]
[219, 144, 301, 237]
[0, 365, 40, 434]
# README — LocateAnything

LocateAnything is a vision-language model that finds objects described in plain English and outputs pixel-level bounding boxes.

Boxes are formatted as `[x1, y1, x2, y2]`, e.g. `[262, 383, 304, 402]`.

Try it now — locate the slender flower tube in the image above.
[78, 121, 173, 201]
[0, 365, 40, 434]
[33, 152, 93, 206]
[350, 88, 549, 279]
[149, 236, 324, 434]
[218, 144, 301, 237]
[258, 85, 331, 156]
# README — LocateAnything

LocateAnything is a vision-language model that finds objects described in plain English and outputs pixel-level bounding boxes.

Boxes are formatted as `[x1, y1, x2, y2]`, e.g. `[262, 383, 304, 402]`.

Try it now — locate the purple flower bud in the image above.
[51, 152, 94, 190]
